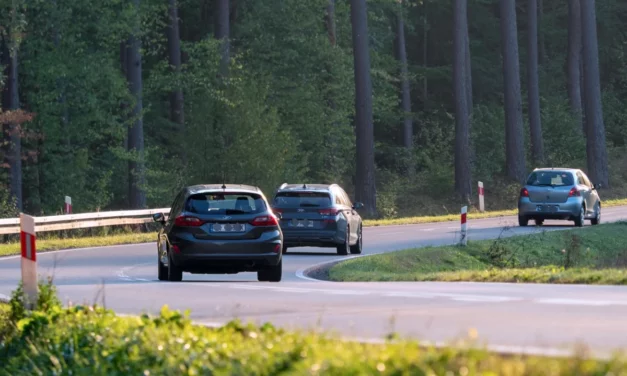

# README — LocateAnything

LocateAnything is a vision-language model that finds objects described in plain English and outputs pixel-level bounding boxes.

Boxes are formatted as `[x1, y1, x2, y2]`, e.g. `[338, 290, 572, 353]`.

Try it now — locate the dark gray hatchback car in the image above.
[271, 183, 364, 255]
[517, 168, 602, 227]
[152, 184, 283, 282]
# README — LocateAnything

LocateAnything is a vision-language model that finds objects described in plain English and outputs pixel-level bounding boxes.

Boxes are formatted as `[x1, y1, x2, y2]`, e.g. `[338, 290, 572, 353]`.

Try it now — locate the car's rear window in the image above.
[526, 171, 574, 187]
[273, 191, 331, 208]
[185, 192, 266, 214]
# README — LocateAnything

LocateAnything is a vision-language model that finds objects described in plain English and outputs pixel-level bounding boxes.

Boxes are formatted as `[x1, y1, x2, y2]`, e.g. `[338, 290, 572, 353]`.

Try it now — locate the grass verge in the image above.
[0, 198, 625, 258]
[329, 221, 627, 284]
[0, 232, 156, 257]
[1, 281, 627, 374]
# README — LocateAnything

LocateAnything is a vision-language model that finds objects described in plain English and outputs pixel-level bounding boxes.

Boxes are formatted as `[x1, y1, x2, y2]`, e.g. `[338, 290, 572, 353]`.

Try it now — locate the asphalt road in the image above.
[2, 206, 627, 357]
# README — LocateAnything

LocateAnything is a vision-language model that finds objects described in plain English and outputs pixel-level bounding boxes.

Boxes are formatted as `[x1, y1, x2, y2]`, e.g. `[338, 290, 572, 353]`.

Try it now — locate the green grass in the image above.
[0, 198, 625, 258]
[0, 232, 156, 257]
[2, 293, 627, 375]
[330, 221, 627, 284]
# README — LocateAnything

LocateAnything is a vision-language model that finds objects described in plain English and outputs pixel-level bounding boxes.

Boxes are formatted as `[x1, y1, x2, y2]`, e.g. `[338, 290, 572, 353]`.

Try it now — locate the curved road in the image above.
[2, 206, 627, 357]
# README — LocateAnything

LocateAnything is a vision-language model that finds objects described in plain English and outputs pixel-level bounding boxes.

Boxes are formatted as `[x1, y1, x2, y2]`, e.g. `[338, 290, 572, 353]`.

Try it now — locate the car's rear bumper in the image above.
[281, 229, 343, 247]
[518, 197, 583, 219]
[169, 230, 282, 273]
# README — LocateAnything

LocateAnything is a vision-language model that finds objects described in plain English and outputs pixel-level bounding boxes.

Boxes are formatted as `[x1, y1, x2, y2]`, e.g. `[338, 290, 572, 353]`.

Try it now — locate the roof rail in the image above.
[279, 183, 288, 190]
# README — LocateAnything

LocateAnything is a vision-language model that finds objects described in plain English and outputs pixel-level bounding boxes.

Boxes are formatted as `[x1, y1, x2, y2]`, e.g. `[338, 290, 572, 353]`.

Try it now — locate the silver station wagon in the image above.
[517, 168, 602, 227]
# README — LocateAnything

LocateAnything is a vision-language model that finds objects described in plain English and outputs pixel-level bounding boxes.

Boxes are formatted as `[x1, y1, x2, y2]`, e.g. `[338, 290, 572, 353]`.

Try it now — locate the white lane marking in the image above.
[421, 228, 435, 232]
[535, 298, 627, 306]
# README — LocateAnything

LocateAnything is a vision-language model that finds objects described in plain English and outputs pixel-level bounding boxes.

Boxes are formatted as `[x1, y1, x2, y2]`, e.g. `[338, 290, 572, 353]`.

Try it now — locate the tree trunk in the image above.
[527, 0, 544, 165]
[350, 0, 377, 217]
[326, 0, 337, 47]
[580, 0, 609, 187]
[167, 0, 185, 161]
[538, 0, 546, 64]
[215, 0, 230, 77]
[396, 2, 413, 152]
[500, 0, 527, 183]
[453, 0, 471, 203]
[465, 31, 472, 115]
[422, 3, 428, 109]
[2, 37, 23, 211]
[567, 0, 583, 133]
[127, 0, 146, 209]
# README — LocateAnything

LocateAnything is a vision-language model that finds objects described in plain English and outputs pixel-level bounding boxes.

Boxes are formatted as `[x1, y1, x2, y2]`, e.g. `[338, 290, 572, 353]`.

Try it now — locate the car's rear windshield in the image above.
[273, 191, 331, 208]
[185, 192, 267, 214]
[526, 171, 574, 187]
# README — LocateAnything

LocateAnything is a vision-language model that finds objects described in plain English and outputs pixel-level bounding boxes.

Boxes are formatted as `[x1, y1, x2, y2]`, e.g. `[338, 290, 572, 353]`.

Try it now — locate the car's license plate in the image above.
[291, 219, 314, 228]
[211, 223, 246, 232]
[536, 205, 557, 212]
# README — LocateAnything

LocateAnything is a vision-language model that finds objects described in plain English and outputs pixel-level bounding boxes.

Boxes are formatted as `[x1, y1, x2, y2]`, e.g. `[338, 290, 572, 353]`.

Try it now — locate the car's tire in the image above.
[350, 225, 362, 254]
[167, 249, 183, 282]
[157, 248, 168, 281]
[534, 219, 544, 226]
[337, 225, 349, 255]
[258, 259, 282, 282]
[518, 215, 528, 227]
[574, 205, 585, 227]
[591, 203, 601, 225]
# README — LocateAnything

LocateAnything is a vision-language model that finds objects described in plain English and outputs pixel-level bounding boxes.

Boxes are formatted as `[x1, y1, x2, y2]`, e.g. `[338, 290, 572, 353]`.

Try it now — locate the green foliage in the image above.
[3, 287, 627, 374]
[330, 222, 627, 284]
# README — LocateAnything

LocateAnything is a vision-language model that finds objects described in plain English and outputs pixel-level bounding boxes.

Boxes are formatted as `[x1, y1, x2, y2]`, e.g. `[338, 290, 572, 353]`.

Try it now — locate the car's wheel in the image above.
[157, 246, 168, 281]
[534, 219, 544, 226]
[167, 249, 183, 282]
[337, 225, 349, 255]
[258, 258, 282, 282]
[591, 203, 601, 225]
[574, 205, 585, 227]
[350, 224, 362, 254]
[518, 215, 528, 227]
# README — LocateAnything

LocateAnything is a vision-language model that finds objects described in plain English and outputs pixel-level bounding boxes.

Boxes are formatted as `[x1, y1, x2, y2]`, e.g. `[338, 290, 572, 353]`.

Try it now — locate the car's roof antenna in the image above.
[302, 183, 307, 189]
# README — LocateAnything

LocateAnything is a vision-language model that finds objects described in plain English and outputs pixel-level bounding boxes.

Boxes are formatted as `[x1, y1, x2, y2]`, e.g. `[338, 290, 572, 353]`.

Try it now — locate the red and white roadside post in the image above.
[20, 213, 38, 309]
[478, 181, 485, 212]
[64, 196, 72, 214]
[460, 206, 468, 246]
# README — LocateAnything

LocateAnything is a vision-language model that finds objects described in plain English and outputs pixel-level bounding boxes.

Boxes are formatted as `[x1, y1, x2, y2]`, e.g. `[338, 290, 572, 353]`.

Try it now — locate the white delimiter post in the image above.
[478, 181, 485, 212]
[20, 213, 38, 309]
[460, 206, 468, 246]
[65, 196, 72, 214]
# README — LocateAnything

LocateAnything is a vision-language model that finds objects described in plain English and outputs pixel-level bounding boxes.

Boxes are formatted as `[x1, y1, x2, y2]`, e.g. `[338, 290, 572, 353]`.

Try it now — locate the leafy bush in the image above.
[2, 283, 627, 374]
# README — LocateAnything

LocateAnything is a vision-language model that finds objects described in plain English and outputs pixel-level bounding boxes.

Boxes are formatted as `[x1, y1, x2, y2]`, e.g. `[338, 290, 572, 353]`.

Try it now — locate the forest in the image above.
[1, 0, 626, 220]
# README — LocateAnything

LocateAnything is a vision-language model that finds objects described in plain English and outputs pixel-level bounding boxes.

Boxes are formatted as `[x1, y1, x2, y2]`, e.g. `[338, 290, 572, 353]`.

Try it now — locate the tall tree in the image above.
[325, 0, 337, 46]
[215, 0, 230, 77]
[167, 0, 185, 159]
[350, 0, 376, 217]
[567, 0, 583, 133]
[580, 0, 609, 187]
[2, 35, 22, 211]
[453, 0, 471, 202]
[127, 0, 146, 209]
[527, 0, 544, 165]
[395, 1, 413, 152]
[500, 0, 526, 183]
[465, 30, 472, 115]
[537, 0, 546, 64]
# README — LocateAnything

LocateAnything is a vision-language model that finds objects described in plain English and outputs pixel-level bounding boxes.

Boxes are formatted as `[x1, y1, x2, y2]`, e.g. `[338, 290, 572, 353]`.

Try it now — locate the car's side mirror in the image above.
[352, 202, 364, 210]
[594, 183, 602, 190]
[152, 212, 165, 224]
[272, 209, 282, 220]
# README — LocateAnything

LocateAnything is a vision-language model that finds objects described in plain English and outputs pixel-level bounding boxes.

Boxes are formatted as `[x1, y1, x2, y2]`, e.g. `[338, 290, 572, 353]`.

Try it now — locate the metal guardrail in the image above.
[0, 208, 171, 235]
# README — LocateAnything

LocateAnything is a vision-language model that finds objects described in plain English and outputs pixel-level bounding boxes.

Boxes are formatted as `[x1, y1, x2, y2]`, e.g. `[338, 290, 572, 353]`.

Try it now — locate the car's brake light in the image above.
[250, 215, 279, 227]
[520, 188, 529, 197]
[568, 187, 580, 197]
[319, 208, 339, 216]
[174, 215, 204, 227]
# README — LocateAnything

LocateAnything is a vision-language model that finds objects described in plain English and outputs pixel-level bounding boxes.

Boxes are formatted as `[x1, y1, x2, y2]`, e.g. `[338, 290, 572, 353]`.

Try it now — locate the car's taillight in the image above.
[174, 215, 204, 227]
[520, 188, 529, 197]
[568, 187, 580, 197]
[319, 208, 339, 216]
[250, 215, 279, 227]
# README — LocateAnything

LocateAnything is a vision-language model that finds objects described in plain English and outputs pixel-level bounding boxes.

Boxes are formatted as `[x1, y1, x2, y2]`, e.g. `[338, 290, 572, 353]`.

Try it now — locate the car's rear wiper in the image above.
[300, 203, 320, 207]
[533, 183, 554, 187]
[225, 209, 248, 214]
